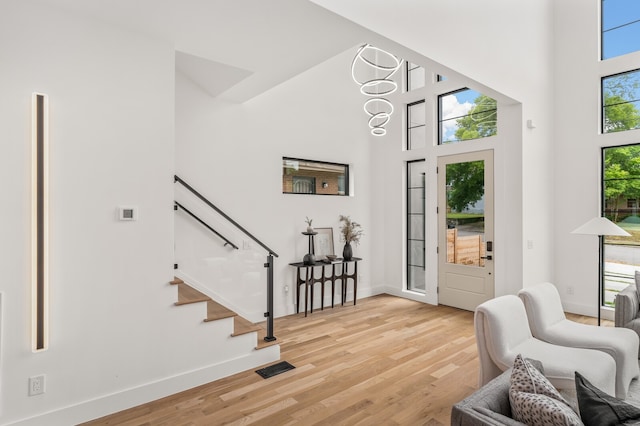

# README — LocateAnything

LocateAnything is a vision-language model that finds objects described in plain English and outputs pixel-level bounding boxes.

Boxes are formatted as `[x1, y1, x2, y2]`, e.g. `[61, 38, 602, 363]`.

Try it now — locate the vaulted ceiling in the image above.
[37, 0, 377, 102]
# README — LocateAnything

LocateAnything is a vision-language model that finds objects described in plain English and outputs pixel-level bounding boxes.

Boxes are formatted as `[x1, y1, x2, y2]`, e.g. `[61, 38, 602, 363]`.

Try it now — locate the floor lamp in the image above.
[571, 217, 630, 325]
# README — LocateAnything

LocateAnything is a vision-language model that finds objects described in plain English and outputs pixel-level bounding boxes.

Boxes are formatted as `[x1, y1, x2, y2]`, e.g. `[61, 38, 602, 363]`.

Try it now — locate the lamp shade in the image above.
[571, 216, 631, 236]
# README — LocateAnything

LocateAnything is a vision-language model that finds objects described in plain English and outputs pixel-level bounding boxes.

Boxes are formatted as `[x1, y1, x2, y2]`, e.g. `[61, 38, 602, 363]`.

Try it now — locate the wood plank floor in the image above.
[83, 294, 604, 426]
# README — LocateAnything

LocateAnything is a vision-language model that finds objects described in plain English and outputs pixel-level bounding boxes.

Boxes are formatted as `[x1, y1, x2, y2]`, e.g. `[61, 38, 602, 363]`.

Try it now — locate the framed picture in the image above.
[313, 228, 335, 260]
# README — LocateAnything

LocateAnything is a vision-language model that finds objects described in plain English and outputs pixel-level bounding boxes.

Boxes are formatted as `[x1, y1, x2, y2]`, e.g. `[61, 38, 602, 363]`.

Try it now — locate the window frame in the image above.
[282, 157, 350, 196]
[601, 68, 640, 134]
[601, 0, 640, 60]
[406, 159, 426, 293]
[406, 99, 426, 151]
[437, 87, 498, 145]
[405, 62, 425, 92]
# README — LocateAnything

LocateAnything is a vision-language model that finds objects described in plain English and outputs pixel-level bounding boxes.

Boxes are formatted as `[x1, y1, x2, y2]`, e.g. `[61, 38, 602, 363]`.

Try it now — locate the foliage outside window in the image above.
[406, 62, 425, 92]
[407, 100, 426, 150]
[601, 0, 640, 60]
[602, 144, 640, 307]
[602, 69, 640, 134]
[282, 158, 349, 196]
[438, 88, 497, 144]
[446, 160, 486, 267]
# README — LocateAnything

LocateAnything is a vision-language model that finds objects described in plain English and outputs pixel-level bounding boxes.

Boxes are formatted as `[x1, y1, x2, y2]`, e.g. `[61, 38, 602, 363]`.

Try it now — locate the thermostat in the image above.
[118, 206, 138, 221]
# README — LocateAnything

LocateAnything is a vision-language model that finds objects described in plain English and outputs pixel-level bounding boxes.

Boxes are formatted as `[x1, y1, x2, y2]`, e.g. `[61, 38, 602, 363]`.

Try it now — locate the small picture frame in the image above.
[313, 228, 335, 260]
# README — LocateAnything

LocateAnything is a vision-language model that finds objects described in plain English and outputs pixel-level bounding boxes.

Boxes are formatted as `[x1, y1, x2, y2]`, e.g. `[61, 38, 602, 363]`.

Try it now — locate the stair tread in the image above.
[204, 300, 237, 321]
[170, 278, 280, 350]
[175, 284, 211, 305]
[232, 316, 262, 336]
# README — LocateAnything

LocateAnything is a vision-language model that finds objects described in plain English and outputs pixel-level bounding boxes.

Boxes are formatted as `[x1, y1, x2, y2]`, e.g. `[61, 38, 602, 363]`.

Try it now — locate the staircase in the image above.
[170, 277, 278, 350]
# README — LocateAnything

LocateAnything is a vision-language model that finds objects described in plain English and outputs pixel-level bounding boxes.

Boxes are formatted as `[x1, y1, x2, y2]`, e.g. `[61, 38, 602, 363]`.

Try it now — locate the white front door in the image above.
[437, 150, 494, 311]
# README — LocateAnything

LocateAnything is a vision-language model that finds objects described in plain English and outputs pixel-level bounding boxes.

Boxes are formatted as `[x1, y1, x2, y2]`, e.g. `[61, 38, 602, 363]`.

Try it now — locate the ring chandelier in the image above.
[351, 44, 403, 136]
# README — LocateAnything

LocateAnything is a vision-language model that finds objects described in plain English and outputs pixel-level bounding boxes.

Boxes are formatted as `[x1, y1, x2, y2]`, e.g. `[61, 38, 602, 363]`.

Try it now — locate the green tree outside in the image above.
[454, 94, 497, 141]
[603, 71, 640, 133]
[446, 161, 484, 213]
[445, 94, 496, 213]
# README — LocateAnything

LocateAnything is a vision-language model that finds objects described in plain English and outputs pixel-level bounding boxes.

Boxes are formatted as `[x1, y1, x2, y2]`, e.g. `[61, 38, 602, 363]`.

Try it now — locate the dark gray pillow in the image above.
[576, 371, 640, 426]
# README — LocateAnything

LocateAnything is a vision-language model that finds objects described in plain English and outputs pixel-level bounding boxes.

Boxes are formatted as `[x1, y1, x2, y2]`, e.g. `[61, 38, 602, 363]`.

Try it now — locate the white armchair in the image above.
[475, 294, 616, 396]
[519, 282, 639, 399]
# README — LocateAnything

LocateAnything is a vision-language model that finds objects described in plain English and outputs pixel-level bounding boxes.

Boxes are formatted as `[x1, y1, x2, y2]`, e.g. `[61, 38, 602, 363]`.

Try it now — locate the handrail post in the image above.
[264, 254, 276, 342]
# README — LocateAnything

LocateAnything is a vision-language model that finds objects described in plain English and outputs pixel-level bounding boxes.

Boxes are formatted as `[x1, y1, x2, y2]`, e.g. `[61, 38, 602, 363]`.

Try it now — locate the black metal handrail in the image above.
[174, 175, 277, 342]
[174, 202, 239, 250]
[174, 175, 278, 258]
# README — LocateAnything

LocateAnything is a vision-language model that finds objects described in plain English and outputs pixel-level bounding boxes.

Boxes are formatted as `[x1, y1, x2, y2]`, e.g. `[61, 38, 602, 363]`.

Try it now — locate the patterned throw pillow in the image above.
[509, 354, 583, 426]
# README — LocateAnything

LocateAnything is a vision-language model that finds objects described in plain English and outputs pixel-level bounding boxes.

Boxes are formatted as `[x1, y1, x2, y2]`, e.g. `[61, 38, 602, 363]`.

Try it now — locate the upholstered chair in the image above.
[519, 282, 639, 399]
[475, 294, 616, 396]
[615, 271, 640, 351]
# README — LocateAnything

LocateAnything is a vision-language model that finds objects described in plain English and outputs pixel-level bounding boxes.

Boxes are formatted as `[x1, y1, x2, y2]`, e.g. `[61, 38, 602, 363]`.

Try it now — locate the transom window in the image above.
[602, 69, 640, 134]
[438, 88, 497, 144]
[406, 62, 425, 92]
[601, 0, 640, 60]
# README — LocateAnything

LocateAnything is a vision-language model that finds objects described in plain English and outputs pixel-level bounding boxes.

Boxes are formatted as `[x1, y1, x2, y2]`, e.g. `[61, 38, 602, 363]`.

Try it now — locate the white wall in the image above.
[0, 2, 279, 424]
[553, 0, 640, 315]
[175, 47, 380, 319]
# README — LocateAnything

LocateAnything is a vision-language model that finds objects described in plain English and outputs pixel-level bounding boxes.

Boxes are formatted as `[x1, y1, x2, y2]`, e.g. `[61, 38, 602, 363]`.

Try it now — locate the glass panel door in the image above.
[445, 160, 486, 267]
[438, 150, 494, 311]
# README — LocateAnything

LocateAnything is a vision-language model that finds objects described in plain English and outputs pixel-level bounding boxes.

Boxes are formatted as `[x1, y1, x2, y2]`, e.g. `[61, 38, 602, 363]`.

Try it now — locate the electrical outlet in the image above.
[29, 375, 45, 396]
[567, 286, 574, 295]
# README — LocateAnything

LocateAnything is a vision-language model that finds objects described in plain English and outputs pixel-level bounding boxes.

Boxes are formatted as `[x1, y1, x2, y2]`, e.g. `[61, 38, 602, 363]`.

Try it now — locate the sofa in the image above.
[451, 365, 535, 426]
[451, 361, 640, 426]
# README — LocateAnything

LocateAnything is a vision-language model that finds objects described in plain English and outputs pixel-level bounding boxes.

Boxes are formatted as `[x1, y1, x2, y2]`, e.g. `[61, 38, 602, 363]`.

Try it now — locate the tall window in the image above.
[602, 144, 640, 307]
[601, 0, 640, 60]
[407, 160, 426, 293]
[407, 100, 426, 150]
[438, 88, 497, 144]
[602, 69, 640, 134]
[406, 62, 425, 92]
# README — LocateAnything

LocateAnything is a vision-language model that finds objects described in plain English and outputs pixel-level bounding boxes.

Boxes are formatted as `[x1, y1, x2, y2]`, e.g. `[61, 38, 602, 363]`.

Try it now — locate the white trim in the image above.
[6, 345, 279, 426]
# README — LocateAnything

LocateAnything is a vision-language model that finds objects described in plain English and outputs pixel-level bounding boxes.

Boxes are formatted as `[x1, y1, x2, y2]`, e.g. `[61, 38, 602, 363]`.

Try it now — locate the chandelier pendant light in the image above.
[351, 44, 403, 136]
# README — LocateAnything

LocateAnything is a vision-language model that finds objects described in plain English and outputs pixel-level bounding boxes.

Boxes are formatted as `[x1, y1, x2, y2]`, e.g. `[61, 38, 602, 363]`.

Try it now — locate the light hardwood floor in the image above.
[83, 294, 603, 426]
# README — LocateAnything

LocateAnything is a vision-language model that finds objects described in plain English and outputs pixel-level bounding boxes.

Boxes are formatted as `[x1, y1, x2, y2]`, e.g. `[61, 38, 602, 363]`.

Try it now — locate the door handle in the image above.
[481, 255, 493, 260]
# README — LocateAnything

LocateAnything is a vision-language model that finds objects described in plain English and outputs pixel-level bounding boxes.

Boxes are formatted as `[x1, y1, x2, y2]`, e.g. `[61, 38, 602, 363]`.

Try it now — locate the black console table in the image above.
[288, 258, 362, 317]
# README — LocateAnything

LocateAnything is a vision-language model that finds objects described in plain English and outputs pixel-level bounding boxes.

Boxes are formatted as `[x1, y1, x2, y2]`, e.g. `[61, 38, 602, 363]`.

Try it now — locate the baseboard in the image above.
[562, 300, 598, 318]
[382, 285, 434, 304]
[7, 345, 280, 426]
